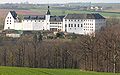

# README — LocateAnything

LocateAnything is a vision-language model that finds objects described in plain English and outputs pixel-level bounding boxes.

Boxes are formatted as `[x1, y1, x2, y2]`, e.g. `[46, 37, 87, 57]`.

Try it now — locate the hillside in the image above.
[0, 66, 118, 75]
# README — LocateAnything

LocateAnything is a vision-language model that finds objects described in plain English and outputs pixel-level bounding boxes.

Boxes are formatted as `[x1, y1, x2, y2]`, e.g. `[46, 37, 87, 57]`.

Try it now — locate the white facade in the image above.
[14, 22, 22, 30]
[4, 10, 106, 35]
[63, 19, 106, 35]
[22, 20, 46, 31]
[63, 14, 106, 35]
[4, 12, 15, 30]
[63, 19, 84, 34]
[90, 6, 103, 11]
[50, 22, 63, 31]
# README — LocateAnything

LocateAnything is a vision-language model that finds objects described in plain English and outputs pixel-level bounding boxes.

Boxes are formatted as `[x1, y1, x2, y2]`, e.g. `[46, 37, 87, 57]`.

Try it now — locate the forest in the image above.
[0, 17, 119, 73]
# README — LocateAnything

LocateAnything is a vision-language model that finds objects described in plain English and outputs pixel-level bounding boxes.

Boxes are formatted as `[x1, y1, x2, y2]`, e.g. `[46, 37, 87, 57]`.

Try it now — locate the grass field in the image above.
[0, 8, 120, 20]
[30, 8, 120, 18]
[0, 66, 119, 75]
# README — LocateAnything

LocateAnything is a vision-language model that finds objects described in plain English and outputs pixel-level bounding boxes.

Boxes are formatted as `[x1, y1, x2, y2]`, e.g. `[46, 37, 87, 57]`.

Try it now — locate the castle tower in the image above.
[46, 6, 51, 30]
[46, 6, 51, 20]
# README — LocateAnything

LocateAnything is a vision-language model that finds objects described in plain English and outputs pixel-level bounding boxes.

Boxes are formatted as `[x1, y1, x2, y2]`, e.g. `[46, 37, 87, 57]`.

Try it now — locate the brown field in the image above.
[104, 9, 120, 12]
[0, 9, 43, 20]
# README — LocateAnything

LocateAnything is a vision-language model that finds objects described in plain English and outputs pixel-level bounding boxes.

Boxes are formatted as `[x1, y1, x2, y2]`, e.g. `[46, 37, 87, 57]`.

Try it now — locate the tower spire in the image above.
[46, 6, 51, 15]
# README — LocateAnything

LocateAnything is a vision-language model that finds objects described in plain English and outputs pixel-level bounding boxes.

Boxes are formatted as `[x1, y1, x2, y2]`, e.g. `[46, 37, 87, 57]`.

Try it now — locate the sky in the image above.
[0, 0, 119, 4]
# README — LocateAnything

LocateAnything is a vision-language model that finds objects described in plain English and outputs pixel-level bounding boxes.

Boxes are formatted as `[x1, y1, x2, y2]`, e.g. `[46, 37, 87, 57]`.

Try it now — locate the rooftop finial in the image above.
[48, 6, 50, 9]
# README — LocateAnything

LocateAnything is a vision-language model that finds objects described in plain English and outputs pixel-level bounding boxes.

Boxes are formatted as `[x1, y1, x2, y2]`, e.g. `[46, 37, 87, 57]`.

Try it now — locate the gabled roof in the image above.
[64, 13, 105, 19]
[50, 16, 65, 22]
[23, 15, 45, 20]
[10, 11, 17, 19]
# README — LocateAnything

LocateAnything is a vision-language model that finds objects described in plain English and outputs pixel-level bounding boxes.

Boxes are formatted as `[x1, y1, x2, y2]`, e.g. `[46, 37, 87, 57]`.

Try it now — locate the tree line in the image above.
[0, 18, 120, 73]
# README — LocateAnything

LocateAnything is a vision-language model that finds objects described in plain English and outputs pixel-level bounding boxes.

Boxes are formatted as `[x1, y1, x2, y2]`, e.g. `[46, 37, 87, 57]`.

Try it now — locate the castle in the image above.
[4, 6, 106, 35]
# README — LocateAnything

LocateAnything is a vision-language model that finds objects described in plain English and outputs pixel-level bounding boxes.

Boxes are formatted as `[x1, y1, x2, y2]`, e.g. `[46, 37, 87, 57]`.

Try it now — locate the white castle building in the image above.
[4, 6, 106, 35]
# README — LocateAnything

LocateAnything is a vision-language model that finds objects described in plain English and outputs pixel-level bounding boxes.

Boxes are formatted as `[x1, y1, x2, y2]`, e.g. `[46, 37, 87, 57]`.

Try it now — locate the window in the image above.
[65, 24, 67, 27]
[71, 24, 73, 27]
[8, 17, 9, 19]
[10, 20, 11, 22]
[81, 24, 83, 27]
[7, 23, 8, 24]
[69, 24, 70, 27]
[7, 20, 8, 22]
[65, 29, 67, 32]
[10, 23, 11, 24]
[65, 19, 67, 21]
[78, 24, 79, 27]
[74, 24, 76, 27]
[10, 17, 11, 19]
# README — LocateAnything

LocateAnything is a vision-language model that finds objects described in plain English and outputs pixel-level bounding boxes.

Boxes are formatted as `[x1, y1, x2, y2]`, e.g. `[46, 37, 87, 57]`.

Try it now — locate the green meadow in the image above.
[0, 66, 119, 75]
[30, 8, 120, 18]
